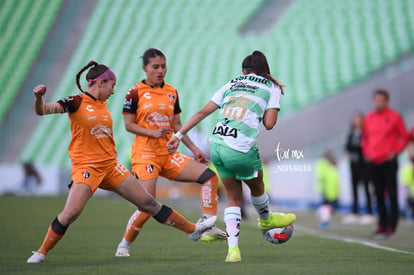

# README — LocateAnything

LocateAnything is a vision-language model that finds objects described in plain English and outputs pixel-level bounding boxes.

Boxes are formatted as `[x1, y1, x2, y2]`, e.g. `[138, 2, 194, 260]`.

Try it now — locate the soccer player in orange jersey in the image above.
[26, 61, 216, 264]
[115, 49, 225, 257]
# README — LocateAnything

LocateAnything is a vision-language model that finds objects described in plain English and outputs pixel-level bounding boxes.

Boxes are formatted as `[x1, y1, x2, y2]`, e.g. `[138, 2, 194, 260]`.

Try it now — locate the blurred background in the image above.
[1, 0, 414, 216]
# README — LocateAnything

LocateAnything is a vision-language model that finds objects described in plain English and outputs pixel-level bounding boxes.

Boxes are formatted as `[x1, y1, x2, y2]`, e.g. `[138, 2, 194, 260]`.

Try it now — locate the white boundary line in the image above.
[295, 225, 414, 256]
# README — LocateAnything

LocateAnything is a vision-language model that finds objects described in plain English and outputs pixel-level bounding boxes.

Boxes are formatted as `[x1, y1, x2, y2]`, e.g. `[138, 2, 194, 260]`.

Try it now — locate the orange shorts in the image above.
[132, 151, 191, 181]
[71, 161, 130, 194]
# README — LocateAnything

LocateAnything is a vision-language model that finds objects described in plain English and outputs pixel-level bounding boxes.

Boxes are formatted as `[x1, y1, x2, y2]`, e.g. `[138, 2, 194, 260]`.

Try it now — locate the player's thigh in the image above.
[58, 182, 92, 225]
[243, 170, 265, 196]
[162, 152, 205, 182]
[114, 174, 161, 215]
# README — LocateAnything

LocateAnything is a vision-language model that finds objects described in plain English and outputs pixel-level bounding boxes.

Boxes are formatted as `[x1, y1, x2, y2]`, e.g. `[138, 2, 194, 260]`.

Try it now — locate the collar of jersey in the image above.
[142, 79, 165, 88]
[84, 91, 98, 101]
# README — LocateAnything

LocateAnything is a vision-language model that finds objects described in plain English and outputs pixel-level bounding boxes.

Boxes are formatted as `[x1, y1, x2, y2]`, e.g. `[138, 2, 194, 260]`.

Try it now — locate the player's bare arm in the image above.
[262, 108, 278, 130]
[172, 114, 207, 162]
[33, 85, 64, 115]
[168, 101, 218, 151]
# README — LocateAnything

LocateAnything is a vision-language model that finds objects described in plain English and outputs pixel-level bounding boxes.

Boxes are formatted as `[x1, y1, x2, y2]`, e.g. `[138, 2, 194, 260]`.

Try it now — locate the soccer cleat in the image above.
[188, 216, 217, 241]
[27, 251, 46, 263]
[371, 226, 388, 240]
[200, 226, 227, 243]
[225, 246, 241, 263]
[258, 212, 296, 231]
[115, 245, 131, 257]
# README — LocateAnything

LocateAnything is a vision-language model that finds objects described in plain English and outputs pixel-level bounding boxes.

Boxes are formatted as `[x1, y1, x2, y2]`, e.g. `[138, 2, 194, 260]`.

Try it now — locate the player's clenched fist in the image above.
[33, 85, 47, 98]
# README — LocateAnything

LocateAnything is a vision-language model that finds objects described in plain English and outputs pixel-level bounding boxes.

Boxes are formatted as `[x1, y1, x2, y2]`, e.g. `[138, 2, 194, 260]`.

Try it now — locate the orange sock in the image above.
[123, 209, 151, 243]
[163, 209, 196, 234]
[38, 226, 64, 256]
[153, 205, 196, 234]
[200, 175, 219, 217]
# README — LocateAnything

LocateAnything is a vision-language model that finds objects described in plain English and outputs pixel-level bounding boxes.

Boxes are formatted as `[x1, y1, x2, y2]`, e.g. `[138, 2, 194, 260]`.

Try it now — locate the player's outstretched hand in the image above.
[167, 137, 180, 154]
[33, 85, 47, 98]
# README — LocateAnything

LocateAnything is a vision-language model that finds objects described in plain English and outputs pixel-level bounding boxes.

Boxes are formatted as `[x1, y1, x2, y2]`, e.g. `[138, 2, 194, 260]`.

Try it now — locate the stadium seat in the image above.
[0, 0, 63, 123]
[19, 0, 414, 167]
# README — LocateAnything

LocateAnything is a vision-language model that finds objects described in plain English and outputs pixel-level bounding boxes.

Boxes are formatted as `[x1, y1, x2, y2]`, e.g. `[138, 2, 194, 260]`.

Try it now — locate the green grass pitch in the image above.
[1, 196, 413, 274]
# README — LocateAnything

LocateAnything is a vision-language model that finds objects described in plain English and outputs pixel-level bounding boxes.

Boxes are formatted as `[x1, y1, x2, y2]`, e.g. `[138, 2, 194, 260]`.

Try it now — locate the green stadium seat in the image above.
[0, 0, 63, 123]
[19, 0, 414, 167]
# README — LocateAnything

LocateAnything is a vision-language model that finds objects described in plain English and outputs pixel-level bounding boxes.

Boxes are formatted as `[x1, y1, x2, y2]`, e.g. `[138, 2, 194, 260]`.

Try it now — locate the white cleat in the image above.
[200, 226, 227, 243]
[115, 246, 131, 257]
[27, 251, 46, 263]
[188, 216, 217, 241]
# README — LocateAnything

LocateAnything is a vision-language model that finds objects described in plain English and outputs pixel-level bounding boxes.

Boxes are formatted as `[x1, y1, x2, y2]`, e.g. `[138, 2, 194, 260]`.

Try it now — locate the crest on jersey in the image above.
[145, 164, 154, 173]
[168, 93, 175, 103]
[82, 170, 90, 179]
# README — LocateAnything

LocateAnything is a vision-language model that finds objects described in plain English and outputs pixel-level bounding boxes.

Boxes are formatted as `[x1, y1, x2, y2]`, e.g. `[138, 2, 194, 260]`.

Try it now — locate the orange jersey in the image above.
[57, 92, 117, 166]
[123, 81, 181, 157]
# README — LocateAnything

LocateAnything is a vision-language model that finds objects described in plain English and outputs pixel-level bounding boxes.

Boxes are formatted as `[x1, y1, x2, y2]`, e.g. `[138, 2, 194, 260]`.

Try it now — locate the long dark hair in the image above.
[141, 48, 165, 65]
[242, 50, 284, 93]
[76, 60, 110, 93]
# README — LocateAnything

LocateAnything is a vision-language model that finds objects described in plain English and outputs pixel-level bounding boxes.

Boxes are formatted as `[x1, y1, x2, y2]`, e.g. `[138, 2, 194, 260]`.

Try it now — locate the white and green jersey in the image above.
[210, 74, 281, 153]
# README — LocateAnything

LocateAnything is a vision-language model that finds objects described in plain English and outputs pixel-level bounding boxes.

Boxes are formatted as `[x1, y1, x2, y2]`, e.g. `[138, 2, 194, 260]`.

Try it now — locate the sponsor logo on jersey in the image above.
[143, 92, 152, 99]
[124, 98, 132, 109]
[61, 96, 74, 103]
[231, 75, 269, 85]
[168, 93, 175, 103]
[90, 124, 113, 138]
[82, 170, 90, 179]
[86, 105, 94, 112]
[102, 115, 110, 121]
[145, 164, 154, 173]
[143, 103, 153, 109]
[146, 112, 172, 127]
[158, 103, 167, 110]
[230, 80, 259, 92]
[88, 116, 97, 121]
[212, 125, 238, 138]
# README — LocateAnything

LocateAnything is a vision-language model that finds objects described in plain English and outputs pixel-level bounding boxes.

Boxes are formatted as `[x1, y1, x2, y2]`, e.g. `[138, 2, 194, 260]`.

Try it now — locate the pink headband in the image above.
[88, 69, 116, 84]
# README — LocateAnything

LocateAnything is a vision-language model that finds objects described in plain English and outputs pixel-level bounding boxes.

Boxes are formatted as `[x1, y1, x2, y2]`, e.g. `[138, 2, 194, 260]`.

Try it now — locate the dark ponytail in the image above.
[242, 51, 285, 93]
[76, 60, 110, 93]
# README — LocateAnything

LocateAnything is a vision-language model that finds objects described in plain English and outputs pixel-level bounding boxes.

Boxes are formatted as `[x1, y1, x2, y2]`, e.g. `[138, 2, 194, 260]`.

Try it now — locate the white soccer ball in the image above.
[262, 224, 294, 244]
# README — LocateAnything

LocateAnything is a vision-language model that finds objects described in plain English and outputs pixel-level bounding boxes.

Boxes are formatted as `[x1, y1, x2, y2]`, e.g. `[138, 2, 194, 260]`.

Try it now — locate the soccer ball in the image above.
[262, 224, 294, 244]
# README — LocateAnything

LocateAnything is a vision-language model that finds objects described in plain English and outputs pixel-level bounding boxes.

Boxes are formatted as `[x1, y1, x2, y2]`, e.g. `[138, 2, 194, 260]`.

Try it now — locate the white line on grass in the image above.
[295, 225, 414, 256]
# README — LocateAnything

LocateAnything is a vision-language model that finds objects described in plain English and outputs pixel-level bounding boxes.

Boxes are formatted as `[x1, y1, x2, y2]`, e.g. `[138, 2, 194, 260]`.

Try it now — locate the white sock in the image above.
[119, 237, 131, 248]
[251, 193, 270, 220]
[224, 207, 241, 248]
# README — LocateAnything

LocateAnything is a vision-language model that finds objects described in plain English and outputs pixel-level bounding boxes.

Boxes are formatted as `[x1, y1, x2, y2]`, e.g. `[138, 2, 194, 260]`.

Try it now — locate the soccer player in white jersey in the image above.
[167, 51, 296, 262]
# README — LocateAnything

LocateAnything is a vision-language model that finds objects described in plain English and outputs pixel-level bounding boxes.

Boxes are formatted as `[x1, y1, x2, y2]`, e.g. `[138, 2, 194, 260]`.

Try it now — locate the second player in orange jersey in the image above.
[116, 48, 226, 257]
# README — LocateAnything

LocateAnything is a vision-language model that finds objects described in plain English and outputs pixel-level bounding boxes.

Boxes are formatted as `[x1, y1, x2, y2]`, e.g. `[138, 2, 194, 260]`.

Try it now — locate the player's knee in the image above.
[138, 196, 159, 215]
[59, 208, 82, 225]
[196, 168, 216, 184]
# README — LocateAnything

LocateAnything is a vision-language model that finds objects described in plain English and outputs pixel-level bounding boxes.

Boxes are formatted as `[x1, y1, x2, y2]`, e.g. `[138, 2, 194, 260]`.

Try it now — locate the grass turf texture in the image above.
[1, 196, 413, 274]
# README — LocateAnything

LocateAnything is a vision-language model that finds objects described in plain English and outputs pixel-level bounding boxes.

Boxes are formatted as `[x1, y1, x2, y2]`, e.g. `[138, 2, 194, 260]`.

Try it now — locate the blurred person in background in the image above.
[401, 128, 414, 224]
[316, 150, 340, 210]
[343, 112, 374, 225]
[315, 150, 339, 229]
[362, 90, 407, 239]
[20, 162, 42, 195]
